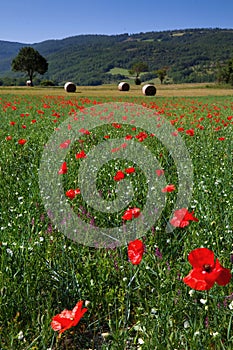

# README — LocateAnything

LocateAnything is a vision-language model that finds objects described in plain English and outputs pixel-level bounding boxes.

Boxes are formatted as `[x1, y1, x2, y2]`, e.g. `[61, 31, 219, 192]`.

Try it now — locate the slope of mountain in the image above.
[0, 28, 232, 85]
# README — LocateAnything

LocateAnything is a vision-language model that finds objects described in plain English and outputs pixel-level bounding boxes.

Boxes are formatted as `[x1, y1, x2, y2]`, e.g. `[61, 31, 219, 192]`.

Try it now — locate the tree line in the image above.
[0, 28, 233, 86]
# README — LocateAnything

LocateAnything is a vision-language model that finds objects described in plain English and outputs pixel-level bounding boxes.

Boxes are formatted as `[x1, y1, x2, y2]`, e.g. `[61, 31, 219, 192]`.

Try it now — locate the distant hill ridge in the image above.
[0, 28, 233, 85]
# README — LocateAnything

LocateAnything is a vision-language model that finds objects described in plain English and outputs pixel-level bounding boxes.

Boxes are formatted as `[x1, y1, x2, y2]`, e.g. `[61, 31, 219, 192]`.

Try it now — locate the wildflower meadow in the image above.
[0, 89, 233, 349]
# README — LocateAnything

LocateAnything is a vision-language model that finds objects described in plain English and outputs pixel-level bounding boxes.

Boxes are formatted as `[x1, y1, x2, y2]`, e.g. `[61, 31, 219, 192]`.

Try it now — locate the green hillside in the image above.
[0, 28, 233, 85]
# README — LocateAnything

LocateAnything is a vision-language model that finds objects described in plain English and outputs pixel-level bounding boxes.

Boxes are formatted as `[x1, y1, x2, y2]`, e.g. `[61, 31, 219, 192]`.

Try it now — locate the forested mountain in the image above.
[0, 28, 233, 85]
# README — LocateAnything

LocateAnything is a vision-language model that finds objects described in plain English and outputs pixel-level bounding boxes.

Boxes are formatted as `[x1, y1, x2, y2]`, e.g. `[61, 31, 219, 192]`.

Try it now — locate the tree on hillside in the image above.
[217, 58, 233, 86]
[129, 62, 148, 85]
[155, 67, 168, 84]
[11, 47, 48, 86]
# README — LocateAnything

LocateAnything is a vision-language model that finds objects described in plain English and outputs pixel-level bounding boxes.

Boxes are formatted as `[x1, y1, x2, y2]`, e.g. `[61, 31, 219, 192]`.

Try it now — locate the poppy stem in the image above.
[124, 265, 139, 328]
[204, 290, 210, 329]
[127, 265, 139, 288]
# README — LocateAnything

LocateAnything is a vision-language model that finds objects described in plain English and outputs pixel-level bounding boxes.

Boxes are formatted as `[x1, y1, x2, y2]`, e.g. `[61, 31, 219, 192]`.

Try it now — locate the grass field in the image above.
[0, 84, 233, 349]
[108, 68, 131, 77]
[0, 82, 232, 97]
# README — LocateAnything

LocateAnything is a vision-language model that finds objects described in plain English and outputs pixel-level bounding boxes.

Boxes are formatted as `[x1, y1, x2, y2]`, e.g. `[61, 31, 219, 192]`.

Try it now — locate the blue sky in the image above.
[1, 0, 233, 43]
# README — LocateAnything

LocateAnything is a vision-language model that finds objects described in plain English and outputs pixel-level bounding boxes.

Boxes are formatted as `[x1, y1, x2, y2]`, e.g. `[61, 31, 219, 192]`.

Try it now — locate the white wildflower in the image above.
[6, 248, 13, 257]
[212, 332, 219, 337]
[189, 289, 195, 297]
[138, 338, 144, 344]
[194, 331, 200, 336]
[17, 331, 24, 340]
[200, 298, 207, 304]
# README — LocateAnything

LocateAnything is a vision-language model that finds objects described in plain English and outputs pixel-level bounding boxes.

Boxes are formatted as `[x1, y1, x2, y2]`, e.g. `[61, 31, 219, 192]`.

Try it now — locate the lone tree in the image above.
[129, 62, 148, 85]
[155, 67, 168, 84]
[11, 47, 48, 86]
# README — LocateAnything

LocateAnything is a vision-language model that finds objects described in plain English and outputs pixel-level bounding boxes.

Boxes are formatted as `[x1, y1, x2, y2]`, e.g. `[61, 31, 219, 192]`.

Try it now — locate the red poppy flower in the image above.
[65, 188, 81, 199]
[156, 169, 164, 176]
[172, 131, 178, 136]
[125, 134, 133, 140]
[218, 137, 225, 141]
[125, 167, 135, 174]
[122, 207, 141, 220]
[79, 128, 90, 135]
[170, 208, 198, 228]
[58, 162, 67, 175]
[114, 170, 125, 181]
[10, 121, 16, 126]
[65, 189, 76, 199]
[74, 188, 81, 195]
[111, 147, 120, 153]
[128, 239, 144, 265]
[183, 248, 231, 290]
[186, 129, 194, 136]
[135, 131, 148, 142]
[51, 300, 88, 334]
[121, 142, 127, 149]
[60, 139, 71, 149]
[162, 184, 176, 192]
[18, 139, 27, 145]
[112, 122, 122, 128]
[6, 135, 12, 141]
[76, 150, 86, 159]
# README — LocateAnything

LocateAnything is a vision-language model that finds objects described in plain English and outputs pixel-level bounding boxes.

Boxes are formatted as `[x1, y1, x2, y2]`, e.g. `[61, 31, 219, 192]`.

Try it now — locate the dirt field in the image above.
[0, 83, 232, 97]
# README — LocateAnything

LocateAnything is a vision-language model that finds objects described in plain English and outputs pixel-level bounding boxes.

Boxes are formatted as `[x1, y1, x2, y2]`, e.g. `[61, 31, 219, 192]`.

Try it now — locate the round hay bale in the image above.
[64, 82, 76, 93]
[142, 84, 156, 96]
[118, 82, 130, 91]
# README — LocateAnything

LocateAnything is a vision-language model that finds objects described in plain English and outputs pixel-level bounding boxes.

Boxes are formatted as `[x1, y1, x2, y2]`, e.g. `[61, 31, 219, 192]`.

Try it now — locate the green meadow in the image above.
[0, 85, 233, 349]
